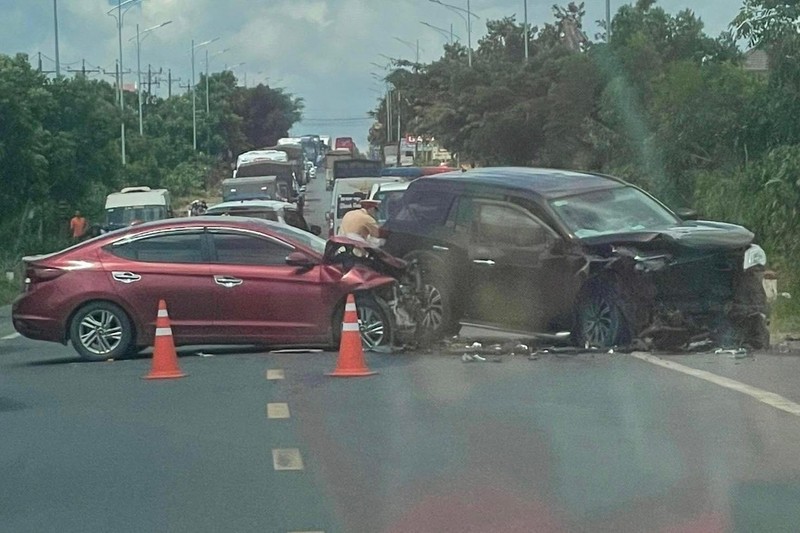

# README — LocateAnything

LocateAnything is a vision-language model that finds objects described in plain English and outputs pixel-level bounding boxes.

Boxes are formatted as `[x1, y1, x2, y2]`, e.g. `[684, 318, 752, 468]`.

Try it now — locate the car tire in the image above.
[332, 293, 394, 350]
[69, 301, 134, 361]
[575, 284, 630, 348]
[409, 255, 459, 341]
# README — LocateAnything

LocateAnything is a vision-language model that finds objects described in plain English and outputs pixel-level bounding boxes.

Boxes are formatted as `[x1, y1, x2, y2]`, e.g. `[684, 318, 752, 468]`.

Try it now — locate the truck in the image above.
[383, 143, 415, 167]
[102, 186, 172, 232]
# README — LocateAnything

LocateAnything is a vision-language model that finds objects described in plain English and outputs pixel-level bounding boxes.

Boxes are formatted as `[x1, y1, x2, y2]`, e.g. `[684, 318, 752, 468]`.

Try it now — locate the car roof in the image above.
[419, 167, 627, 199]
[372, 181, 411, 195]
[206, 199, 294, 211]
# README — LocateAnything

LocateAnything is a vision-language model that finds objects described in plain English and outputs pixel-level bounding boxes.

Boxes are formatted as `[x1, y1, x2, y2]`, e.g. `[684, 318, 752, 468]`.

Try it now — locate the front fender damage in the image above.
[583, 245, 770, 350]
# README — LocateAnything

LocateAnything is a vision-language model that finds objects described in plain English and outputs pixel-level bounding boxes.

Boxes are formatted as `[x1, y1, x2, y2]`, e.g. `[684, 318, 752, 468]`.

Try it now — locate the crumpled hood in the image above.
[581, 220, 755, 251]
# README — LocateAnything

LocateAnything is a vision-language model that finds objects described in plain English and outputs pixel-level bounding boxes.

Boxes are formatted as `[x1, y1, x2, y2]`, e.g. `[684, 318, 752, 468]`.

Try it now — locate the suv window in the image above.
[473, 202, 548, 248]
[211, 232, 292, 265]
[395, 189, 454, 226]
[283, 210, 309, 231]
[107, 231, 205, 263]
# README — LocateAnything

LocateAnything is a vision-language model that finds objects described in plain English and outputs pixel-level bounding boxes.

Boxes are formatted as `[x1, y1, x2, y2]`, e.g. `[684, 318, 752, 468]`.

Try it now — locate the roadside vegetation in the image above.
[0, 58, 303, 304]
[368, 0, 800, 333]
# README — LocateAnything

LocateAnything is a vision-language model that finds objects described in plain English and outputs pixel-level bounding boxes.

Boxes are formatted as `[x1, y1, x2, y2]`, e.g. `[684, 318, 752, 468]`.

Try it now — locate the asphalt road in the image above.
[3, 173, 800, 532]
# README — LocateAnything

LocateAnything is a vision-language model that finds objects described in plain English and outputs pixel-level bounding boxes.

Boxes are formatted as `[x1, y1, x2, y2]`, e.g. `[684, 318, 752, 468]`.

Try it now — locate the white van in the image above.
[328, 176, 403, 237]
[102, 186, 172, 232]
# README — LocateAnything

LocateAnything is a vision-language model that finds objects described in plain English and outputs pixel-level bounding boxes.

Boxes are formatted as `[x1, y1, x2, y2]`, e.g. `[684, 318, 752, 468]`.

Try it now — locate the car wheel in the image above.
[413, 258, 458, 341]
[69, 301, 134, 361]
[575, 285, 629, 348]
[332, 294, 394, 350]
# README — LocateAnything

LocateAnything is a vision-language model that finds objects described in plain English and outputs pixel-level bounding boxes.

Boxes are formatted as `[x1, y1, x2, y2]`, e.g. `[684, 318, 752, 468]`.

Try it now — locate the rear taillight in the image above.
[24, 266, 65, 291]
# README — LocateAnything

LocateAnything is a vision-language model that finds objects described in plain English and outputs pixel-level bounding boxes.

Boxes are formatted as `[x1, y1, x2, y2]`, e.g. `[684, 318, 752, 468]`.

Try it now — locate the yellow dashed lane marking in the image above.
[272, 448, 304, 470]
[267, 403, 290, 419]
[266, 369, 285, 380]
[631, 352, 800, 416]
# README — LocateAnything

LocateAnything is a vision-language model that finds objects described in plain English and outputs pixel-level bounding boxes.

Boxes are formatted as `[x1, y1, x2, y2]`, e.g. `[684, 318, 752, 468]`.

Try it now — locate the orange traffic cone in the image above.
[327, 294, 377, 377]
[144, 299, 187, 380]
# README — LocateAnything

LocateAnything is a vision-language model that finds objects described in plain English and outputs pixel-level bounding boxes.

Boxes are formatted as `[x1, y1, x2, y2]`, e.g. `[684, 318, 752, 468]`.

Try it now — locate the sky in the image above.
[1, 0, 743, 151]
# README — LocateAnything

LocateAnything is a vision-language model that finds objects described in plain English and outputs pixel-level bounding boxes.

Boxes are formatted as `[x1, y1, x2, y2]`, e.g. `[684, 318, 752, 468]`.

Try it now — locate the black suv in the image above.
[382, 167, 770, 349]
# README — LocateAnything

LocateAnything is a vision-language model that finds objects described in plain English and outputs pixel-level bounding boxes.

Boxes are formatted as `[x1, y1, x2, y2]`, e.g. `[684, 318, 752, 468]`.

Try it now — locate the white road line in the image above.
[631, 352, 800, 416]
[267, 403, 290, 419]
[266, 369, 285, 380]
[272, 448, 304, 470]
[1, 332, 20, 340]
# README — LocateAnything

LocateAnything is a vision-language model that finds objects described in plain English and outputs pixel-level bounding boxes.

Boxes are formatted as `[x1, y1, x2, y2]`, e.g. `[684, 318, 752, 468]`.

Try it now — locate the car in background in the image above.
[205, 199, 321, 235]
[382, 167, 770, 349]
[102, 186, 172, 233]
[12, 217, 397, 361]
[328, 176, 403, 237]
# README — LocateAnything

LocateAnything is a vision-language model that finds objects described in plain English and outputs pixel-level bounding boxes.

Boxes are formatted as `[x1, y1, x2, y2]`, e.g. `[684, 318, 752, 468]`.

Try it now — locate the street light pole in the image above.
[203, 48, 229, 115]
[420, 21, 460, 44]
[132, 20, 171, 136]
[136, 25, 142, 134]
[428, 0, 479, 66]
[524, 0, 529, 61]
[467, 0, 472, 67]
[393, 37, 423, 66]
[107, 0, 142, 166]
[53, 0, 60, 77]
[191, 37, 219, 151]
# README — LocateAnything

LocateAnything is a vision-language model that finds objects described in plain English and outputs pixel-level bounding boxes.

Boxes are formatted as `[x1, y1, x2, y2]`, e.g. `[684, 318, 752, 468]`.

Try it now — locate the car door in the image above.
[462, 199, 561, 330]
[100, 228, 214, 343]
[207, 228, 328, 343]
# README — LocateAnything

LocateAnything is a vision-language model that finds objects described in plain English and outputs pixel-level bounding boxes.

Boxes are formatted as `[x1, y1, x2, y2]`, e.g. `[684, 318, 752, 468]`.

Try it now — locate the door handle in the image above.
[112, 271, 141, 283]
[472, 259, 496, 266]
[432, 245, 449, 251]
[214, 275, 243, 288]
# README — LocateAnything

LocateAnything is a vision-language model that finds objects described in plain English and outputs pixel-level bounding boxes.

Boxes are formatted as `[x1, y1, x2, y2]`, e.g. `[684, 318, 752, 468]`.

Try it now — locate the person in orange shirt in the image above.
[69, 210, 88, 241]
[338, 199, 383, 244]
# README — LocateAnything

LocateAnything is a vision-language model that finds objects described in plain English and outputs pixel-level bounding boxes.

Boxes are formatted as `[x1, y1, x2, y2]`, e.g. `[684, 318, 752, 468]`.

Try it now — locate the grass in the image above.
[0, 279, 21, 307]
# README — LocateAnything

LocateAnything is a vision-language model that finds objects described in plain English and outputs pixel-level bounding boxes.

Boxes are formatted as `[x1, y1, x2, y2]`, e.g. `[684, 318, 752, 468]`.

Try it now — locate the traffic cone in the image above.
[144, 299, 187, 380]
[327, 294, 378, 377]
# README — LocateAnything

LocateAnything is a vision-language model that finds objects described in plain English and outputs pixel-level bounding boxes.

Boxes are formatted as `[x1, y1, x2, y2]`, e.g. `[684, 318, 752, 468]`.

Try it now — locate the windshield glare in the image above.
[549, 186, 679, 238]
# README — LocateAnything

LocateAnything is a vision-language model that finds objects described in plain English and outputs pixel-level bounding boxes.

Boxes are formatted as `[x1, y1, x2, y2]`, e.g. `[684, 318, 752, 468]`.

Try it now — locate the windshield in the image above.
[373, 189, 407, 222]
[105, 205, 167, 227]
[549, 186, 680, 238]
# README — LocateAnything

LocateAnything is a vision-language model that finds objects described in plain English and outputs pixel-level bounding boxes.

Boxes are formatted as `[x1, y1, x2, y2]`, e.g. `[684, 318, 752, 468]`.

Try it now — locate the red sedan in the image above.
[13, 217, 396, 361]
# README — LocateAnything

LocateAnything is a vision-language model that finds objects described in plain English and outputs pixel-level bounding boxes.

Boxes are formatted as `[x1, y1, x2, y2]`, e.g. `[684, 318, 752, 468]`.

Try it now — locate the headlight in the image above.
[743, 244, 767, 270]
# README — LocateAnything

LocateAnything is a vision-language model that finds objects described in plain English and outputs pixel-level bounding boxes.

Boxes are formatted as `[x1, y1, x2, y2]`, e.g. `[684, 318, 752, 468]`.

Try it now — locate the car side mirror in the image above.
[285, 251, 316, 268]
[675, 208, 699, 221]
[310, 224, 322, 236]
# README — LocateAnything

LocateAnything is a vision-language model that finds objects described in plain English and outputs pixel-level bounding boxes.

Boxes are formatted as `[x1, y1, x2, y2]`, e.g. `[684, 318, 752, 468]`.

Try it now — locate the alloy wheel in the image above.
[358, 306, 386, 349]
[421, 284, 444, 332]
[580, 297, 615, 347]
[78, 309, 124, 356]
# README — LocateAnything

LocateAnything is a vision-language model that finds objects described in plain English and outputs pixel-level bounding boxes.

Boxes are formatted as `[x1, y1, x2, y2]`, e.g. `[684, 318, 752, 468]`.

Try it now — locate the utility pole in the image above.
[147, 64, 152, 96]
[53, 0, 61, 76]
[606, 0, 611, 41]
[167, 69, 182, 98]
[66, 60, 100, 78]
[396, 90, 402, 167]
[467, 0, 472, 67]
[523, 0, 529, 61]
